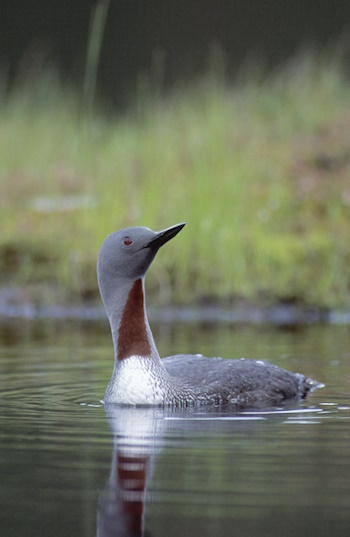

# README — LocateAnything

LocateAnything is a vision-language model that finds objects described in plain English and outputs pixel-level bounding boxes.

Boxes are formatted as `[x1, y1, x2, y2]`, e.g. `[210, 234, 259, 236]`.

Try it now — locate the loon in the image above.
[97, 223, 321, 407]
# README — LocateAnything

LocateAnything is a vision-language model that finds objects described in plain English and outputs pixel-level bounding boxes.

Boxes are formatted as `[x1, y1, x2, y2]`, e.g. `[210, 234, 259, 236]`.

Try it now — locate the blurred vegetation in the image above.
[0, 52, 350, 308]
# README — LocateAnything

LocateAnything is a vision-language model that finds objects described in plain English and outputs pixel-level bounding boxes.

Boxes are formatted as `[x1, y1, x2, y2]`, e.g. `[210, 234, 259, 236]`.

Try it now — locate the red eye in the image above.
[124, 237, 133, 246]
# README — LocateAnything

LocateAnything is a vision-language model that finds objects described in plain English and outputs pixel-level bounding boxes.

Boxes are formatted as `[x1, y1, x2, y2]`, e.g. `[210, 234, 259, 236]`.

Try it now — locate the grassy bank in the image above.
[1, 54, 350, 308]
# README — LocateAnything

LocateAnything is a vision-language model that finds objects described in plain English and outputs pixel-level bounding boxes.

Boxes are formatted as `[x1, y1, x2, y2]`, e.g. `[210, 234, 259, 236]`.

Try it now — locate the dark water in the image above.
[1, 319, 350, 537]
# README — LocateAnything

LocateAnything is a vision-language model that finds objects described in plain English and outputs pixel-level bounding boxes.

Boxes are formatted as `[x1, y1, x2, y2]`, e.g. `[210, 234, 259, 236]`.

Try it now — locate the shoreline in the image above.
[1, 56, 350, 311]
[0, 287, 348, 325]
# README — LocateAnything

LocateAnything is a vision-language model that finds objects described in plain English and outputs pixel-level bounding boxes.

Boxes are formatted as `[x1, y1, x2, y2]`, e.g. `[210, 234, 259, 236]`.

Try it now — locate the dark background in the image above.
[1, 1, 350, 105]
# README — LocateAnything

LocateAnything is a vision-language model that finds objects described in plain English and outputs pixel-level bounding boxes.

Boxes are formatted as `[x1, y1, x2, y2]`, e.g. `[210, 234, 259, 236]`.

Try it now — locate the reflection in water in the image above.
[96, 404, 328, 537]
[97, 406, 165, 537]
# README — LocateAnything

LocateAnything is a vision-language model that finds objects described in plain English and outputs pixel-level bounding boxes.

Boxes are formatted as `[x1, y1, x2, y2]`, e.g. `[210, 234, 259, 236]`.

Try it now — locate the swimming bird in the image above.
[97, 223, 321, 407]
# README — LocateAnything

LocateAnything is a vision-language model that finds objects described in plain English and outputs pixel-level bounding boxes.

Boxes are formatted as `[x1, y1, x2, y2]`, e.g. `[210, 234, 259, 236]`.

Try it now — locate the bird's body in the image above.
[97, 223, 322, 407]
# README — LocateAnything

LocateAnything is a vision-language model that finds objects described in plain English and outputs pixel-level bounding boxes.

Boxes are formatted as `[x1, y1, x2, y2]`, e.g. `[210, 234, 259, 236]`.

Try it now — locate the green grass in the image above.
[1, 54, 350, 308]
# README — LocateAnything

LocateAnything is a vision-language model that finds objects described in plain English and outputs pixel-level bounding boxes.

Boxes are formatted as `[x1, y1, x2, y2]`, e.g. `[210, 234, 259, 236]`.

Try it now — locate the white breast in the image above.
[107, 356, 167, 405]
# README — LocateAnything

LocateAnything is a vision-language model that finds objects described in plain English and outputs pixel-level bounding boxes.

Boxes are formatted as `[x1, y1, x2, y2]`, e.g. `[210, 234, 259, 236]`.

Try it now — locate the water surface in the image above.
[1, 319, 350, 536]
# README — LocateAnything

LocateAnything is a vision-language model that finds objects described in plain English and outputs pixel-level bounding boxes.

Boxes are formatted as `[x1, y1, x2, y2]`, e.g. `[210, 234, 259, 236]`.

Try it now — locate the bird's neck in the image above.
[105, 277, 159, 363]
[117, 278, 153, 360]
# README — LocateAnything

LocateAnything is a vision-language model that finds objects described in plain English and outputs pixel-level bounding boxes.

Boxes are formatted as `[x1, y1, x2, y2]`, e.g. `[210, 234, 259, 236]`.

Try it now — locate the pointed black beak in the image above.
[146, 222, 186, 251]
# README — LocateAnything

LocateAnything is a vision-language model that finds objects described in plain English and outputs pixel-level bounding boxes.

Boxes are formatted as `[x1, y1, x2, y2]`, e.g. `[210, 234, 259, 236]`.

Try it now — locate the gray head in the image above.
[97, 223, 186, 302]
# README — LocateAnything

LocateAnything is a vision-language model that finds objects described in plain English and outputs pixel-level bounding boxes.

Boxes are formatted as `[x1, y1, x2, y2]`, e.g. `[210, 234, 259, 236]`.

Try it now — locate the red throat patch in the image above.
[117, 279, 151, 360]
